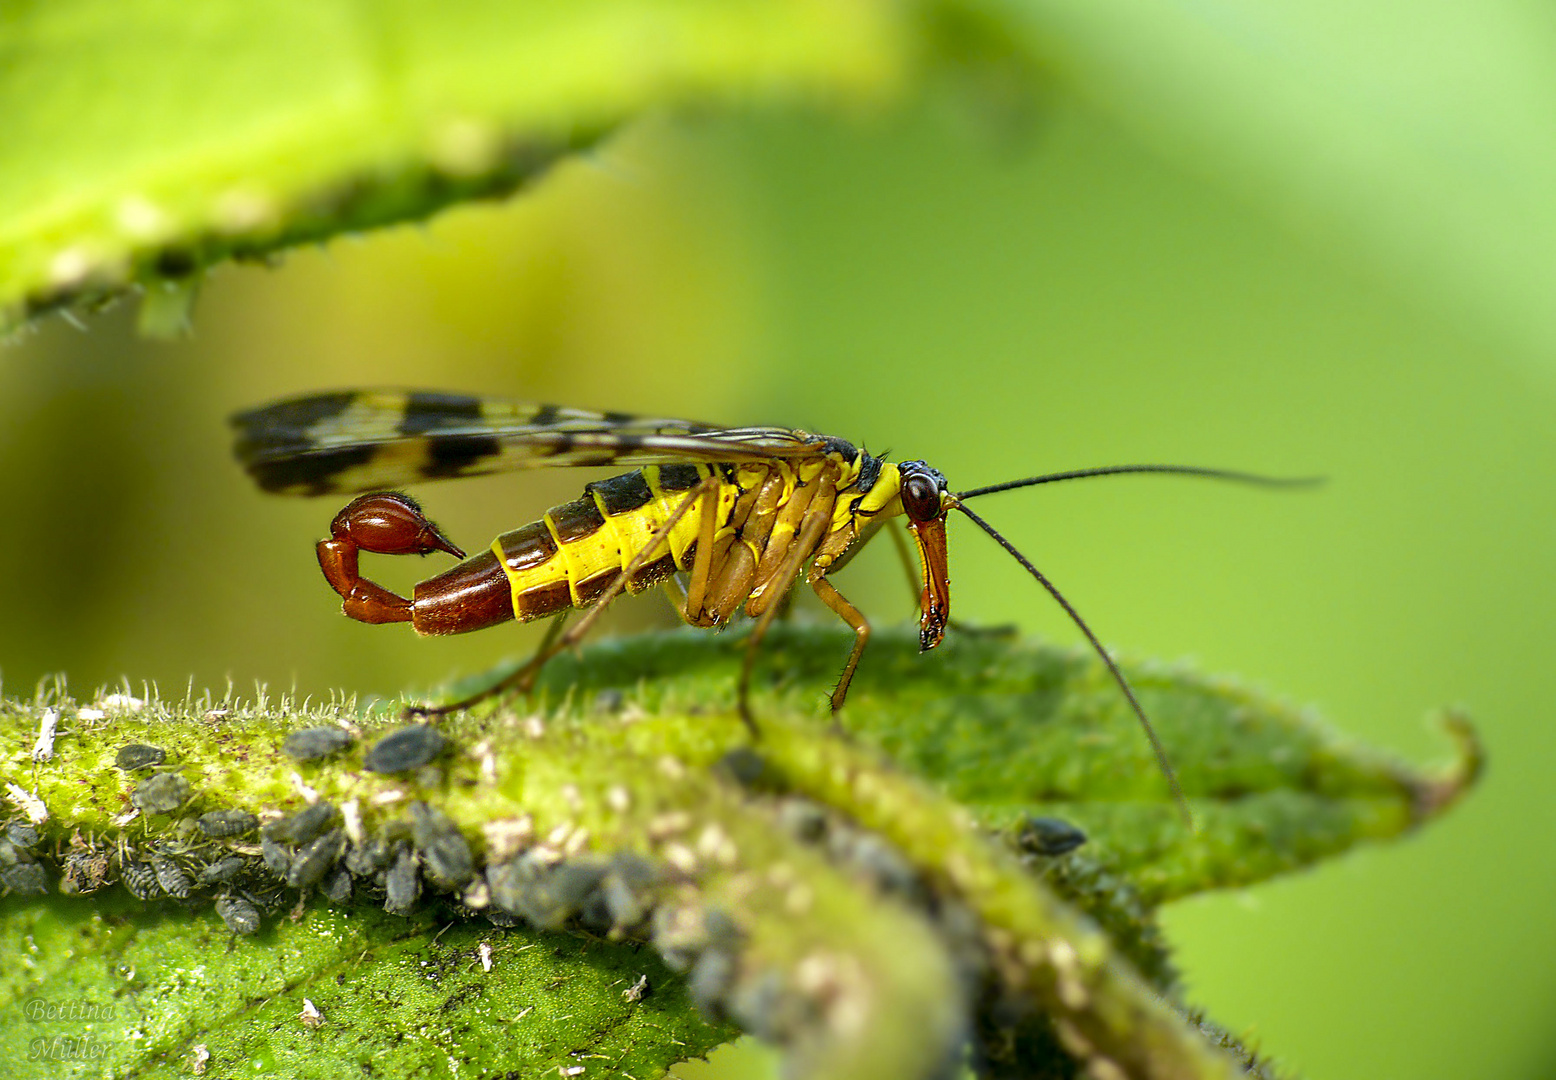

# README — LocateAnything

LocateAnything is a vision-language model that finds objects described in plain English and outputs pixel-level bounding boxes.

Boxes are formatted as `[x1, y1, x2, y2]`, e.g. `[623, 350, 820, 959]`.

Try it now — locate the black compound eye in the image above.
[901, 469, 942, 523]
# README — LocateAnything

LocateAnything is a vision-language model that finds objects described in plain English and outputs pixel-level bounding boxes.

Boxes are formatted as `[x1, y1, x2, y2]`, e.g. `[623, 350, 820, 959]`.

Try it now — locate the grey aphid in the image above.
[713, 746, 774, 790]
[1, 862, 48, 897]
[363, 725, 447, 774]
[601, 852, 662, 932]
[652, 906, 740, 973]
[265, 802, 336, 845]
[409, 803, 473, 888]
[260, 836, 291, 878]
[322, 867, 353, 904]
[703, 909, 742, 953]
[115, 743, 166, 771]
[775, 798, 828, 843]
[489, 856, 606, 931]
[687, 946, 738, 1021]
[6, 823, 41, 850]
[828, 830, 924, 903]
[287, 829, 345, 890]
[725, 971, 791, 1043]
[281, 726, 354, 762]
[122, 860, 160, 900]
[150, 853, 193, 898]
[0, 840, 18, 868]
[655, 909, 742, 992]
[199, 856, 248, 886]
[197, 809, 259, 838]
[344, 837, 392, 877]
[384, 849, 420, 915]
[485, 855, 536, 917]
[651, 907, 708, 972]
[1013, 815, 1087, 857]
[214, 895, 261, 935]
[131, 773, 191, 815]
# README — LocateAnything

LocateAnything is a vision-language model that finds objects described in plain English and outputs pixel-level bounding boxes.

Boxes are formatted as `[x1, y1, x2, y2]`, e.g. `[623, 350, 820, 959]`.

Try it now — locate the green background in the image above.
[3, 45, 1553, 1080]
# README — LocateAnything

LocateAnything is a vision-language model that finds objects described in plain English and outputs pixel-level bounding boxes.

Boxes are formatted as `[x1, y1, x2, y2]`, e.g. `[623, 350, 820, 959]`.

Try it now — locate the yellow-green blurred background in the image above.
[3, 88, 1553, 1080]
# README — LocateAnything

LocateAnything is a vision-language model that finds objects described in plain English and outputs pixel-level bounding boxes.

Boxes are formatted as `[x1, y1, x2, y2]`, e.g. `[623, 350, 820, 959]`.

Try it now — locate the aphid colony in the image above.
[9, 720, 1098, 1045]
[64, 725, 484, 934]
[55, 722, 726, 948]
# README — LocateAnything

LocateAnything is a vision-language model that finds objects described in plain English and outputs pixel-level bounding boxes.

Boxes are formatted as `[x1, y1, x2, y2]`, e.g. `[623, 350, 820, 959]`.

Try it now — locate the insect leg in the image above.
[410, 609, 575, 719]
[735, 472, 839, 733]
[701, 468, 787, 621]
[682, 473, 724, 622]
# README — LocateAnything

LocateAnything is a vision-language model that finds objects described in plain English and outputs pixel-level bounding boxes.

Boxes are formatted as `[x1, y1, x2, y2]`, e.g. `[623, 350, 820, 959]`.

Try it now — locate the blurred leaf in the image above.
[0, 0, 911, 333]
[8, 0, 1555, 370]
[0, 628, 1475, 1079]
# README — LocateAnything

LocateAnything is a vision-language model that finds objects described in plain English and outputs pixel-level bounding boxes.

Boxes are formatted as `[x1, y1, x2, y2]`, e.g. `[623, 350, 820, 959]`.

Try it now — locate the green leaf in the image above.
[528, 627, 1481, 905]
[0, 627, 1476, 1079]
[1, 891, 730, 1079]
[0, 0, 912, 333]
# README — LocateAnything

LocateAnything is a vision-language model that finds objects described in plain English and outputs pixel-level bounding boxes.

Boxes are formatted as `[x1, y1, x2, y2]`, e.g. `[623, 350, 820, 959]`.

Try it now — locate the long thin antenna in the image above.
[958, 464, 1321, 501]
[953, 502, 1194, 829]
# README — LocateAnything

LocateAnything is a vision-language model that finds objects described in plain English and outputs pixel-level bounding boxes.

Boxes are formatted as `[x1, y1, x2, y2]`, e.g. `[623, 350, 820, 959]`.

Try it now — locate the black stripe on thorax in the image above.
[587, 470, 654, 516]
[820, 435, 859, 461]
[856, 452, 884, 494]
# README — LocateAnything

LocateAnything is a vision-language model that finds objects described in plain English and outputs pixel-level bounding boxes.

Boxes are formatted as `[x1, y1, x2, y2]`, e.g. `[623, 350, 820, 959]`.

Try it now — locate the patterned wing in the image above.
[232, 389, 831, 495]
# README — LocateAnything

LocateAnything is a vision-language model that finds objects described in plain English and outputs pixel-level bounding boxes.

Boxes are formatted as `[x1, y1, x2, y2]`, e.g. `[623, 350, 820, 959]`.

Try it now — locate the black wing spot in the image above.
[421, 434, 504, 478]
[230, 391, 360, 460]
[248, 445, 378, 494]
[399, 393, 486, 436]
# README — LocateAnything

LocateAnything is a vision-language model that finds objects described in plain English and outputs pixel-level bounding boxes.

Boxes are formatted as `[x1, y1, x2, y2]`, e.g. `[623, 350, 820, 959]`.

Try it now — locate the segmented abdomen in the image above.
[491, 463, 737, 622]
